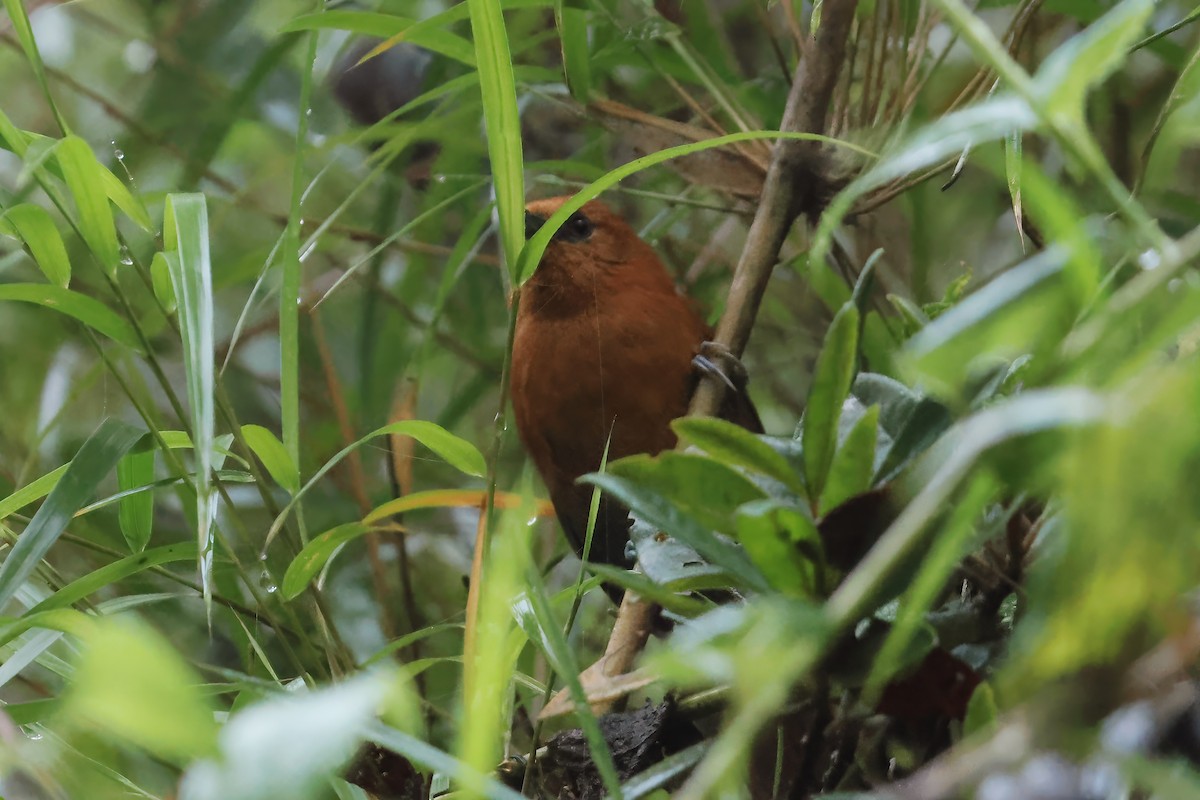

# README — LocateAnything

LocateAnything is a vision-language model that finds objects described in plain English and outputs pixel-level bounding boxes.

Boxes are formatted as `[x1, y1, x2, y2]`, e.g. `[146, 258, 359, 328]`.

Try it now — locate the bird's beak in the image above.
[524, 211, 546, 240]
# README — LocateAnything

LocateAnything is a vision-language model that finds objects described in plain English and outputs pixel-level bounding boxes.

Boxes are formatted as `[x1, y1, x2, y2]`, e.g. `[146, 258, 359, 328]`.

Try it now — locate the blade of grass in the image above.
[164, 193, 216, 618]
[0, 419, 144, 610]
[469, 0, 525, 277]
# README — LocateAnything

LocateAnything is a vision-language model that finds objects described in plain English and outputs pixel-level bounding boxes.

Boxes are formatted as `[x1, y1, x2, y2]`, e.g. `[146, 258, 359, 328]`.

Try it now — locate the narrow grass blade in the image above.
[0, 418, 144, 610]
[164, 193, 216, 616]
[0, 284, 140, 350]
[469, 0, 525, 276]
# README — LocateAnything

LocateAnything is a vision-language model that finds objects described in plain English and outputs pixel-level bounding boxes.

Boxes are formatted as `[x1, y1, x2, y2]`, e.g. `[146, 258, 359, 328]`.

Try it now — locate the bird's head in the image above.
[522, 196, 668, 301]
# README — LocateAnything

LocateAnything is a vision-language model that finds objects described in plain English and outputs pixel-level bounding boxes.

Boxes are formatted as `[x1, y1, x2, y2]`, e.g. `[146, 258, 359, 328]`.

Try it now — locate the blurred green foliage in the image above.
[0, 0, 1197, 798]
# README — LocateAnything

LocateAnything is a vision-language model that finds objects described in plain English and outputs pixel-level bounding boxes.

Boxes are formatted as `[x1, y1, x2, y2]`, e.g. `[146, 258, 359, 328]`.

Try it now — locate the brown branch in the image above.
[688, 0, 859, 419]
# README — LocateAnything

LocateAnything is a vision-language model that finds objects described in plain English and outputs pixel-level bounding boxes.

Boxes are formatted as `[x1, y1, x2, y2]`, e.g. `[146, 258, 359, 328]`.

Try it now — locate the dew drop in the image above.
[259, 569, 278, 593]
[25, 729, 43, 742]
[119, 246, 133, 266]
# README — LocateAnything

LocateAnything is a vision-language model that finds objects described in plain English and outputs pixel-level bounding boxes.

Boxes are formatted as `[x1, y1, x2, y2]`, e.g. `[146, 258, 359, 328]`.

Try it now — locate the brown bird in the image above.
[511, 195, 763, 573]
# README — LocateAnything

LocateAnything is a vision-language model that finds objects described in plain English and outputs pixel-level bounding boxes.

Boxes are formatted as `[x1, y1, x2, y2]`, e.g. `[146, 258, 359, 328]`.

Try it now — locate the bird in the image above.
[511, 195, 763, 576]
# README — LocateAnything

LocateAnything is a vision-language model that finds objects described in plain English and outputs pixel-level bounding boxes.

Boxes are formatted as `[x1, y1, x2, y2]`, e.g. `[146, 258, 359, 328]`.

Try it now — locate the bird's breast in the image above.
[512, 290, 704, 478]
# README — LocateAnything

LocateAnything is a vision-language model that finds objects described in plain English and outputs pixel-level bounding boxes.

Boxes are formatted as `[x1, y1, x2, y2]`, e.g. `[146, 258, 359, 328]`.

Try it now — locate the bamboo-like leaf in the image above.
[2, 0, 69, 133]
[0, 203, 71, 287]
[241, 424, 299, 494]
[164, 193, 216, 614]
[555, 3, 591, 101]
[517, 129, 871, 284]
[57, 136, 122, 274]
[280, 523, 367, 600]
[469, 0, 525, 276]
[513, 569, 624, 798]
[0, 418, 144, 610]
[117, 448, 155, 552]
[803, 303, 860, 508]
[0, 284, 141, 350]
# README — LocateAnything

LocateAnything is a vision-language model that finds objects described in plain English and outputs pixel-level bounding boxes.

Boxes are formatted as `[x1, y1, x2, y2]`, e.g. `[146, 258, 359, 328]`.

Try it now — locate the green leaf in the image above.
[673, 417, 805, 495]
[821, 405, 879, 512]
[469, 0, 525, 275]
[512, 572, 624, 799]
[583, 473, 769, 592]
[117, 448, 155, 552]
[265, 420, 485, 548]
[182, 672, 401, 800]
[803, 303, 860, 506]
[67, 618, 218, 763]
[1, 203, 71, 287]
[864, 474, 997, 695]
[281, 523, 367, 600]
[1033, 0, 1155, 124]
[963, 681, 999, 737]
[30, 543, 195, 613]
[57, 135, 121, 274]
[98, 165, 153, 230]
[555, 3, 591, 101]
[0, 283, 142, 350]
[518, 129, 872, 285]
[735, 500, 824, 597]
[0, 464, 68, 522]
[1, 0, 68, 133]
[164, 193, 216, 612]
[281, 11, 477, 65]
[242, 424, 299, 494]
[901, 247, 1073, 396]
[606, 452, 767, 536]
[151, 251, 177, 313]
[0, 419, 144, 610]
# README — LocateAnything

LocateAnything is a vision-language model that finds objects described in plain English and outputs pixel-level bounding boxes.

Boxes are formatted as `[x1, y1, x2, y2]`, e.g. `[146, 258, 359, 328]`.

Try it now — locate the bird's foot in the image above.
[692, 341, 750, 393]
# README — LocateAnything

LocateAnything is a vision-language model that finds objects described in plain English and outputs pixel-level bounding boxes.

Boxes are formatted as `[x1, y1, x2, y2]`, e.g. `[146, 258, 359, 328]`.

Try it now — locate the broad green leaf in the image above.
[281, 523, 367, 600]
[164, 193, 216, 613]
[117, 448, 155, 552]
[241, 424, 299, 494]
[820, 405, 879, 513]
[67, 618, 217, 763]
[0, 419, 144, 610]
[826, 388, 1106, 631]
[1, 203, 71, 287]
[57, 136, 121, 273]
[584, 564, 709, 615]
[469, 0, 525, 275]
[963, 682, 999, 737]
[0, 283, 141, 350]
[151, 251, 177, 313]
[98, 165, 153, 230]
[735, 500, 824, 597]
[606, 452, 767, 536]
[583, 473, 769, 592]
[181, 672, 401, 800]
[673, 417, 805, 495]
[628, 518, 731, 591]
[1033, 0, 1155, 124]
[803, 303, 860, 505]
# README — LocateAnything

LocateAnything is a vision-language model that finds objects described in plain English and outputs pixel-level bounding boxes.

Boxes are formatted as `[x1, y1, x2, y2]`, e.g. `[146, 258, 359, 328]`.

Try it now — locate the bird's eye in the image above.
[556, 212, 594, 243]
